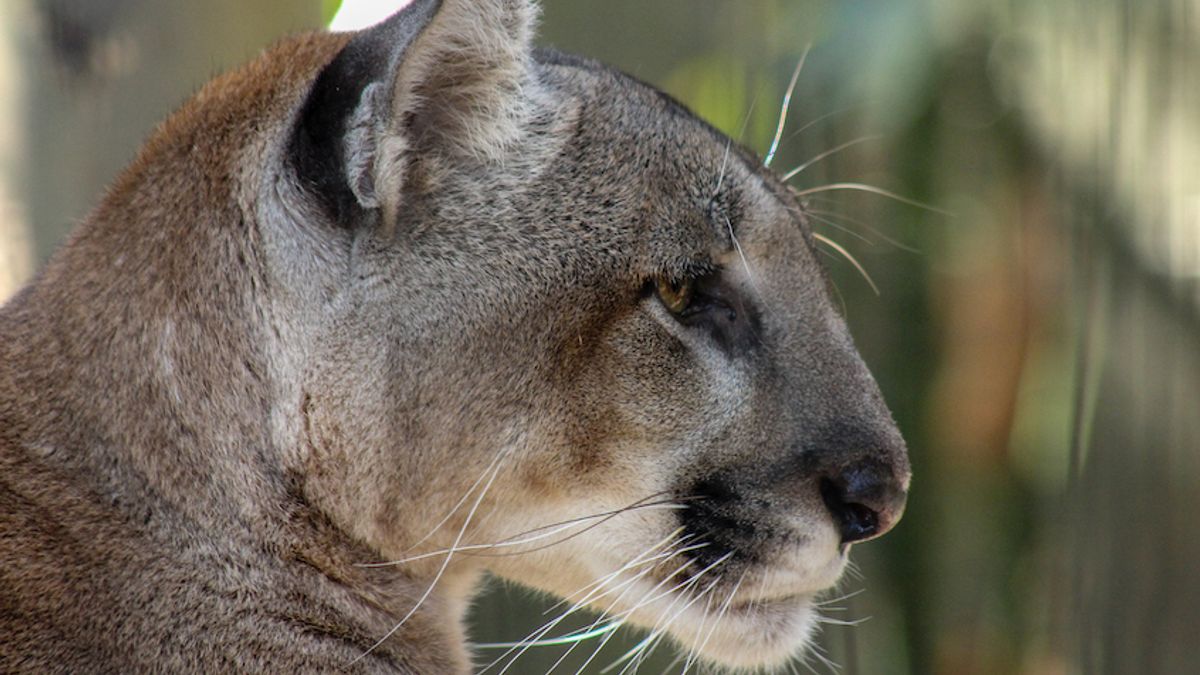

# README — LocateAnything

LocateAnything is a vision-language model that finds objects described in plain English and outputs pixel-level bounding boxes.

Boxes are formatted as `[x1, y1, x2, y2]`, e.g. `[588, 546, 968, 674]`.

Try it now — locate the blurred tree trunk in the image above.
[0, 2, 33, 301]
[11, 0, 319, 281]
[1006, 1, 1200, 673]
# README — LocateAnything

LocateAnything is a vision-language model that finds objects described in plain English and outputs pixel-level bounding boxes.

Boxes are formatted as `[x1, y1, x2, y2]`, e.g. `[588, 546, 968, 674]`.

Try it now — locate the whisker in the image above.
[361, 494, 682, 567]
[724, 215, 763, 300]
[675, 599, 717, 675]
[541, 583, 646, 675]
[805, 212, 877, 247]
[781, 107, 855, 148]
[677, 591, 719, 675]
[487, 534, 726, 674]
[577, 550, 730, 675]
[603, 552, 734, 674]
[475, 620, 627, 650]
[790, 182, 952, 216]
[682, 570, 744, 674]
[466, 504, 687, 560]
[815, 588, 866, 608]
[545, 528, 695, 614]
[780, 135, 881, 182]
[816, 615, 871, 627]
[807, 207, 923, 254]
[487, 564, 653, 675]
[350, 449, 507, 665]
[714, 138, 733, 197]
[575, 569, 716, 675]
[817, 251, 851, 316]
[574, 590, 660, 675]
[615, 550, 734, 623]
[660, 651, 688, 675]
[764, 46, 812, 168]
[807, 639, 842, 674]
[735, 89, 761, 145]
[834, 556, 864, 585]
[543, 541, 710, 675]
[483, 535, 695, 674]
[402, 445, 508, 554]
[676, 588, 710, 672]
[813, 233, 880, 296]
[607, 576, 722, 675]
[633, 580, 723, 673]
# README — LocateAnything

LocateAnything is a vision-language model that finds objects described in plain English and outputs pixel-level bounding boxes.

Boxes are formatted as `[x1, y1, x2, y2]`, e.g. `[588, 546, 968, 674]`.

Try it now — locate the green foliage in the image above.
[321, 0, 343, 26]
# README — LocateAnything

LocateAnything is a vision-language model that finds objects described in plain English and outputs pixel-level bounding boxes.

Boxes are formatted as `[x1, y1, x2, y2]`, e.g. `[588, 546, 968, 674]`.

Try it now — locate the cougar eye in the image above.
[656, 276, 695, 315]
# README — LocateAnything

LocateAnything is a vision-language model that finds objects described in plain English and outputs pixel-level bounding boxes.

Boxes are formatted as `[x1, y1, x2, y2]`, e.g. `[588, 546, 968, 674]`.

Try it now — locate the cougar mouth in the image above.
[605, 570, 822, 669]
[579, 529, 847, 670]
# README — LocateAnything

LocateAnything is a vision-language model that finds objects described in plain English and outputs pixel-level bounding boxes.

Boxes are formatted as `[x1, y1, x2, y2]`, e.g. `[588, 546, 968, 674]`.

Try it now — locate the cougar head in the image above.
[270, 0, 911, 667]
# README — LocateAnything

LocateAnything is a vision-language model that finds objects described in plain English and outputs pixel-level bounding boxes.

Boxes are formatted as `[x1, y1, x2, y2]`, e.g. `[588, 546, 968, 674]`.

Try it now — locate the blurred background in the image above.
[1, 0, 1196, 673]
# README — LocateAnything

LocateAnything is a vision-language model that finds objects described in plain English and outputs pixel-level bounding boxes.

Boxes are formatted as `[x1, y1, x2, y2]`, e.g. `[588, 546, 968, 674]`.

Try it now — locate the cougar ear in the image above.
[288, 0, 539, 225]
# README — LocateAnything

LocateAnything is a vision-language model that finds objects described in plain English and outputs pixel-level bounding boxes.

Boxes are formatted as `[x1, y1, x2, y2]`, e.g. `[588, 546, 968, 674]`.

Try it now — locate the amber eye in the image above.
[656, 276, 695, 315]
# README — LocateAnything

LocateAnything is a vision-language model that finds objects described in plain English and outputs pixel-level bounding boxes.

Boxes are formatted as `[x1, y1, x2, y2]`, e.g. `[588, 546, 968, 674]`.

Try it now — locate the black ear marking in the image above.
[287, 0, 441, 224]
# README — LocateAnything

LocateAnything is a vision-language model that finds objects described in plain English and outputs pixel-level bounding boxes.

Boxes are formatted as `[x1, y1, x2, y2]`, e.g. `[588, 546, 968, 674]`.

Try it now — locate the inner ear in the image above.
[286, 0, 539, 228]
[287, 0, 438, 225]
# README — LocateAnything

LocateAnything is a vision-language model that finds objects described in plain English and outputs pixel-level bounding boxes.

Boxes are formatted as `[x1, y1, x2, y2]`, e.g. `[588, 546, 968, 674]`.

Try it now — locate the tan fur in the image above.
[0, 1, 910, 672]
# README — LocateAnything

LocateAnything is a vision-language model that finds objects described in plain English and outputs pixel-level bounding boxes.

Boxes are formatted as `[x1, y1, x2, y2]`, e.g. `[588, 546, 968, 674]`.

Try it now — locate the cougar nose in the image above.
[819, 460, 908, 544]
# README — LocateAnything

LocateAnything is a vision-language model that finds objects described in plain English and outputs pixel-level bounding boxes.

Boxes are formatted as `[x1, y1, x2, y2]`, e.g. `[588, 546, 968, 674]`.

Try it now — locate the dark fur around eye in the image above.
[648, 269, 761, 354]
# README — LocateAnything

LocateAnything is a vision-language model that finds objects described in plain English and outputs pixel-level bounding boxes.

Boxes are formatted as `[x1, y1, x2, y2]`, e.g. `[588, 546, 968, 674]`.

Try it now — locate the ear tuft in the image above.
[287, 0, 540, 226]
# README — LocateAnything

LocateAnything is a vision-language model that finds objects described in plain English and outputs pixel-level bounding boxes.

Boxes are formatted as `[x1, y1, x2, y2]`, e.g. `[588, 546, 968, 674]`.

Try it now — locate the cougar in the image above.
[0, 0, 910, 671]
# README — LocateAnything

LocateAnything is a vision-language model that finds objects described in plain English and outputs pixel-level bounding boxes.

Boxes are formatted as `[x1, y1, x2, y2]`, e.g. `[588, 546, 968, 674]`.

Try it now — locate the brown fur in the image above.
[0, 1, 910, 672]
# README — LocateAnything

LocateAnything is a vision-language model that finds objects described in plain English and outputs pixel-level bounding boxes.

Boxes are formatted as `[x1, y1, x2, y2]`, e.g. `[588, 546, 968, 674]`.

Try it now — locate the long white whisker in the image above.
[475, 620, 627, 650]
[724, 215, 763, 302]
[571, 592, 645, 675]
[806, 206, 922, 254]
[573, 570, 698, 675]
[813, 233, 880, 296]
[545, 528, 693, 614]
[623, 577, 722, 675]
[736, 90, 761, 144]
[488, 561, 661, 674]
[798, 649, 824, 675]
[602, 552, 734, 675]
[816, 615, 871, 627]
[805, 212, 880, 248]
[403, 446, 507, 554]
[780, 135, 881, 182]
[790, 182, 952, 216]
[540, 603, 630, 675]
[537, 550, 690, 675]
[482, 534, 692, 674]
[815, 588, 866, 608]
[570, 550, 721, 675]
[764, 46, 812, 168]
[678, 590, 719, 675]
[807, 639, 842, 674]
[485, 566, 648, 675]
[359, 501, 685, 567]
[466, 504, 687, 560]
[683, 570, 744, 675]
[351, 449, 507, 665]
[782, 107, 854, 148]
[606, 578, 716, 675]
[606, 550, 733, 627]
[661, 652, 688, 675]
[715, 138, 733, 197]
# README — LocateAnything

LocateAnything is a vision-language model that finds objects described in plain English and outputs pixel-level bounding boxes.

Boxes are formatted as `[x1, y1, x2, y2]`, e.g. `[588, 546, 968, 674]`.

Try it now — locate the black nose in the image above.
[820, 460, 907, 544]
